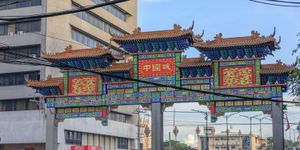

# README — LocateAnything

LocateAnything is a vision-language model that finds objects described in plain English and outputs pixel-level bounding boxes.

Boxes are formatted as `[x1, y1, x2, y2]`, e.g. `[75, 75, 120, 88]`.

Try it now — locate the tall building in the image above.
[198, 128, 267, 150]
[0, 0, 137, 150]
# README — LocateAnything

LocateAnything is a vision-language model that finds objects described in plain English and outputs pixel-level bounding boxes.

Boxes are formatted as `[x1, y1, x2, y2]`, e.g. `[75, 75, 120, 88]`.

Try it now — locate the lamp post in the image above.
[240, 114, 262, 150]
[253, 116, 269, 150]
[192, 109, 209, 150]
[224, 112, 240, 150]
[196, 126, 200, 150]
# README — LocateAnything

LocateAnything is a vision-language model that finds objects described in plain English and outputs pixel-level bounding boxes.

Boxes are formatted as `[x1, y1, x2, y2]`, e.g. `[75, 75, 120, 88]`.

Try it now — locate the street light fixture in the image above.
[191, 109, 209, 150]
[240, 114, 262, 150]
[253, 116, 269, 150]
[224, 112, 240, 150]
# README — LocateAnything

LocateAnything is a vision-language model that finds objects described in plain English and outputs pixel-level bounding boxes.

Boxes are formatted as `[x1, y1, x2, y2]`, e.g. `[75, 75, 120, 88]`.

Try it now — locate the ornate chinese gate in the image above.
[28, 24, 291, 150]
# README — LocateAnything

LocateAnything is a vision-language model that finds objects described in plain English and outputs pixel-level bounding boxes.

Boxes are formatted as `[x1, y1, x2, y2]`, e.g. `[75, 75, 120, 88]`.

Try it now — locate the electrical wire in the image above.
[263, 0, 300, 5]
[249, 0, 300, 7]
[0, 42, 298, 104]
[0, 0, 128, 22]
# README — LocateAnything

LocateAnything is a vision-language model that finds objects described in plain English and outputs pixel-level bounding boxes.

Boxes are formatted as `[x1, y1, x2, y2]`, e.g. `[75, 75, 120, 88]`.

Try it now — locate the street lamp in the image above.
[196, 126, 200, 150]
[240, 114, 262, 150]
[224, 112, 240, 150]
[253, 116, 269, 150]
[192, 109, 209, 150]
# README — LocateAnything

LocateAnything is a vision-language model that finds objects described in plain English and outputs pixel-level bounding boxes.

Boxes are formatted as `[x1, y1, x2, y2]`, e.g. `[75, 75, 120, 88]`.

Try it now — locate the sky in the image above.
[137, 0, 300, 146]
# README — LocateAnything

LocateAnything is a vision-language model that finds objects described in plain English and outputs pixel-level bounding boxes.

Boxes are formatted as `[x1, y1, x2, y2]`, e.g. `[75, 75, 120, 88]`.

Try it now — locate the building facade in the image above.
[199, 128, 267, 150]
[0, 0, 137, 150]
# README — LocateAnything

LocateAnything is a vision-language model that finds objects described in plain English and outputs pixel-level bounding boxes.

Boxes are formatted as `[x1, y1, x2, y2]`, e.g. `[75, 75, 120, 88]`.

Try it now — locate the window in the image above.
[72, 3, 125, 35]
[72, 29, 99, 48]
[91, 0, 126, 21]
[0, 0, 41, 10]
[0, 71, 40, 86]
[0, 24, 8, 35]
[1, 45, 40, 61]
[65, 130, 82, 145]
[15, 20, 41, 33]
[0, 99, 39, 111]
[117, 137, 128, 149]
[108, 111, 127, 123]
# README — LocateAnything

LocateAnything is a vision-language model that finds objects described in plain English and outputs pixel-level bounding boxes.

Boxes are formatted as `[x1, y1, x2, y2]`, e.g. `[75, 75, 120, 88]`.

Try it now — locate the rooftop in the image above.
[97, 62, 132, 73]
[27, 75, 63, 88]
[178, 55, 212, 68]
[111, 24, 194, 43]
[43, 44, 123, 61]
[261, 60, 293, 74]
[193, 29, 280, 50]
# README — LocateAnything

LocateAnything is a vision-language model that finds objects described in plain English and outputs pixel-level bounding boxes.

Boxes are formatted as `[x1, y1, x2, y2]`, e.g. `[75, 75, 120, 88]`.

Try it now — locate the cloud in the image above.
[184, 134, 196, 147]
[140, 0, 169, 3]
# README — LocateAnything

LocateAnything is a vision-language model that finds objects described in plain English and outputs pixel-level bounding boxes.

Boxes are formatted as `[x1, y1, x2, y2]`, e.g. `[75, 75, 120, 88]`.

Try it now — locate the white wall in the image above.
[57, 118, 137, 150]
[0, 110, 46, 144]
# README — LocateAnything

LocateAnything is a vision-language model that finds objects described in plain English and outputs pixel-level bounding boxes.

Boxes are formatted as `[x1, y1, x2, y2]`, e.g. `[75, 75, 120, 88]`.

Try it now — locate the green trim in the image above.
[64, 72, 69, 95]
[213, 62, 219, 87]
[98, 75, 103, 94]
[255, 60, 261, 84]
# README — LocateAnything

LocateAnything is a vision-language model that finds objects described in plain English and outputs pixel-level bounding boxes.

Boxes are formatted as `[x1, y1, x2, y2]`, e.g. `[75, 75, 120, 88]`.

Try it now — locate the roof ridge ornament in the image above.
[214, 33, 223, 42]
[133, 27, 141, 34]
[251, 30, 260, 38]
[193, 30, 205, 42]
[65, 45, 72, 52]
[271, 27, 276, 37]
[47, 75, 52, 80]
[173, 24, 182, 31]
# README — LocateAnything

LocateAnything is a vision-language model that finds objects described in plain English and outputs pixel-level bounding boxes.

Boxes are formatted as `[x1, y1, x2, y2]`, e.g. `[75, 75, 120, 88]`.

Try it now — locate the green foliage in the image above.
[290, 33, 300, 101]
[266, 136, 299, 150]
[163, 140, 196, 150]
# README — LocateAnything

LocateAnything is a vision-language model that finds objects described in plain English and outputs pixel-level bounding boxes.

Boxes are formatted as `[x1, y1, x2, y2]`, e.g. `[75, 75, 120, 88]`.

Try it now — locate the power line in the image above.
[0, 42, 298, 104]
[263, 0, 300, 5]
[0, 0, 128, 22]
[249, 0, 300, 7]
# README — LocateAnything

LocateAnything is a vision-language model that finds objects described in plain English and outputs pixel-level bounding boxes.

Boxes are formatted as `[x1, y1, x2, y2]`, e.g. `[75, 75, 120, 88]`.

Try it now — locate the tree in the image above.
[266, 136, 299, 150]
[163, 140, 196, 150]
[290, 33, 300, 101]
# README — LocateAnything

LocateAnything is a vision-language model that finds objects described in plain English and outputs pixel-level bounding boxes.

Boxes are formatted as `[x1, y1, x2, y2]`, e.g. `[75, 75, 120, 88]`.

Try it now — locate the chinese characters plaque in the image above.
[69, 76, 98, 95]
[138, 58, 176, 77]
[220, 66, 255, 87]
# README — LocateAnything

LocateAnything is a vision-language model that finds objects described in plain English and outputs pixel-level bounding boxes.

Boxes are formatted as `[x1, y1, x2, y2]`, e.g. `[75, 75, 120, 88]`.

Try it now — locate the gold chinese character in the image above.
[152, 64, 161, 71]
[162, 63, 171, 70]
[143, 65, 151, 71]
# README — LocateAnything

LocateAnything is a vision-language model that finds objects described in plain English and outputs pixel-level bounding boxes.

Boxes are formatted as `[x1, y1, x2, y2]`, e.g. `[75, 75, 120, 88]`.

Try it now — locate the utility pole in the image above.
[253, 116, 269, 150]
[224, 112, 239, 150]
[192, 109, 209, 150]
[240, 114, 262, 150]
[169, 132, 172, 150]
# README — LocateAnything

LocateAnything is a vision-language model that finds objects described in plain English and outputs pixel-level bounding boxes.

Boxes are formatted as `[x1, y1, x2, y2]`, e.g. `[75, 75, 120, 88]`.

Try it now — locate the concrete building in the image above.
[0, 0, 137, 150]
[198, 128, 267, 150]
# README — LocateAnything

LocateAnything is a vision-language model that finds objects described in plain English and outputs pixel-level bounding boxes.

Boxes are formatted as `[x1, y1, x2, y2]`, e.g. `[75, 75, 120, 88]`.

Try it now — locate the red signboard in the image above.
[220, 65, 255, 87]
[138, 58, 176, 77]
[71, 146, 101, 150]
[69, 76, 98, 95]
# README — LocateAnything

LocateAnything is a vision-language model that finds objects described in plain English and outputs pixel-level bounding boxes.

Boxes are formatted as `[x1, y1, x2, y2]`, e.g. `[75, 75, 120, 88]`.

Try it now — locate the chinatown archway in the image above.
[28, 24, 291, 150]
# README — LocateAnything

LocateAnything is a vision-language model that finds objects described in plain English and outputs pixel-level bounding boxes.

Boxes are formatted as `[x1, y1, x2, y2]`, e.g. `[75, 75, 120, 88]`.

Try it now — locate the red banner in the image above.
[71, 146, 101, 150]
[69, 76, 98, 95]
[138, 58, 176, 77]
[220, 66, 255, 87]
